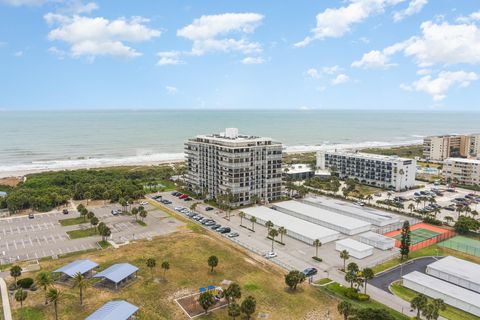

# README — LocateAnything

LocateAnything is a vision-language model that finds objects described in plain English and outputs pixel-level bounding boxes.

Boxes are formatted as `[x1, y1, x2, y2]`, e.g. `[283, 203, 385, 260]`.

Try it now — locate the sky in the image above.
[0, 0, 479, 110]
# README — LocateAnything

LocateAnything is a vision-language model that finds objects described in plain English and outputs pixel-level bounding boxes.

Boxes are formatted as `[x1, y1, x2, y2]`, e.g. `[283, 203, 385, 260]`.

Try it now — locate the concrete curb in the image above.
[0, 277, 13, 320]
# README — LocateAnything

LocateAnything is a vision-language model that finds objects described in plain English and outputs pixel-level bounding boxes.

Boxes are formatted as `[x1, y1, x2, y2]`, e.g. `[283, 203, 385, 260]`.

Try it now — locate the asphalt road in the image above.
[369, 256, 443, 292]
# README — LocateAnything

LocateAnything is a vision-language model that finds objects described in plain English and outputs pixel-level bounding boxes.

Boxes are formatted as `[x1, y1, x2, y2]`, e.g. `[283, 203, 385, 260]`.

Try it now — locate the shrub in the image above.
[17, 277, 34, 289]
[344, 287, 359, 299]
[423, 216, 442, 226]
[8, 283, 18, 291]
[312, 256, 323, 262]
[357, 293, 370, 301]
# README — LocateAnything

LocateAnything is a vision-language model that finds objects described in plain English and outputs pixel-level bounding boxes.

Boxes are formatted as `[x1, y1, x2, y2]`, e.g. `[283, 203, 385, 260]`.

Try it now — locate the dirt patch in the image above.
[244, 257, 257, 265]
[175, 290, 228, 318]
[0, 176, 22, 187]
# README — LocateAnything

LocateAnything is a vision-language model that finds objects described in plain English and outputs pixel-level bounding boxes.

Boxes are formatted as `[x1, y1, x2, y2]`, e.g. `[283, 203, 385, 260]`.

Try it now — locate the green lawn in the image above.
[14, 307, 45, 320]
[314, 278, 332, 285]
[322, 282, 408, 320]
[98, 240, 111, 249]
[58, 216, 87, 226]
[136, 220, 147, 227]
[390, 282, 478, 320]
[66, 227, 98, 239]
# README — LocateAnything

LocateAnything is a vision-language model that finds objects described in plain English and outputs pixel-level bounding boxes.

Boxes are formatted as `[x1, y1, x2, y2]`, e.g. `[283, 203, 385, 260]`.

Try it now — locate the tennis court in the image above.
[439, 236, 480, 257]
[393, 228, 440, 245]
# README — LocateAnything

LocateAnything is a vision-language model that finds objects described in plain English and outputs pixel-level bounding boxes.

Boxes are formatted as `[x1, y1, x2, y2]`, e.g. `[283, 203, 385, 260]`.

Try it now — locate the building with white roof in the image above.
[185, 128, 282, 206]
[335, 238, 373, 259]
[426, 256, 480, 293]
[284, 164, 314, 180]
[443, 157, 480, 186]
[358, 231, 396, 250]
[272, 201, 371, 235]
[302, 196, 399, 227]
[242, 206, 339, 245]
[317, 151, 416, 191]
[403, 271, 480, 317]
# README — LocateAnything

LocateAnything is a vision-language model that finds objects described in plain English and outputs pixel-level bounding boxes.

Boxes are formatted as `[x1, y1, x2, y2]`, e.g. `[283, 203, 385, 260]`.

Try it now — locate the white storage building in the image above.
[403, 271, 480, 317]
[302, 196, 399, 227]
[358, 231, 396, 250]
[426, 256, 480, 293]
[242, 206, 339, 245]
[335, 238, 373, 259]
[272, 201, 371, 235]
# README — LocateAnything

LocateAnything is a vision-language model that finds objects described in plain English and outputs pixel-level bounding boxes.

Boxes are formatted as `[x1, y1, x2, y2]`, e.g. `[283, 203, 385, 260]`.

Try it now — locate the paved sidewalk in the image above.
[0, 277, 12, 320]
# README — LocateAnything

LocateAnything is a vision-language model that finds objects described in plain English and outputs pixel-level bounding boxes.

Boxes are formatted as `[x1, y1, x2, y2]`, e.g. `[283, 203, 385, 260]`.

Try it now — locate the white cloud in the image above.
[165, 86, 178, 95]
[48, 46, 67, 59]
[295, 0, 405, 47]
[177, 13, 264, 55]
[401, 70, 478, 101]
[456, 10, 480, 23]
[353, 20, 480, 68]
[157, 51, 183, 65]
[322, 65, 341, 74]
[393, 0, 428, 22]
[306, 68, 321, 79]
[416, 68, 431, 75]
[241, 56, 265, 64]
[332, 74, 350, 85]
[45, 14, 161, 59]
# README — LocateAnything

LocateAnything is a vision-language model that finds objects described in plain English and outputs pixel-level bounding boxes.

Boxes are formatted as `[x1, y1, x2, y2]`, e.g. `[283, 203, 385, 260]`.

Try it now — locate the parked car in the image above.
[111, 210, 119, 216]
[171, 191, 180, 196]
[228, 232, 239, 238]
[62, 209, 69, 214]
[205, 207, 214, 211]
[28, 213, 34, 219]
[179, 194, 188, 199]
[211, 224, 221, 230]
[217, 227, 231, 234]
[174, 207, 183, 211]
[139, 201, 148, 205]
[374, 193, 382, 197]
[184, 197, 192, 201]
[303, 267, 318, 277]
[354, 201, 364, 206]
[264, 251, 277, 259]
[204, 221, 216, 227]
[161, 199, 172, 204]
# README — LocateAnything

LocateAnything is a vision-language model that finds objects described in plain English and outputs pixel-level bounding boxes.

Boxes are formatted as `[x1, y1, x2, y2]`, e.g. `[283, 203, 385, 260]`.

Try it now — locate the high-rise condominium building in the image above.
[423, 134, 480, 161]
[443, 158, 480, 186]
[317, 151, 416, 191]
[185, 128, 283, 206]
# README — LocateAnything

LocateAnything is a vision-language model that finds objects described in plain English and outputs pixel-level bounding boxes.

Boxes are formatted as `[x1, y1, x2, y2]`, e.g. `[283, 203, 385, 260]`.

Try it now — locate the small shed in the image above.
[54, 259, 98, 281]
[85, 300, 139, 320]
[335, 238, 373, 259]
[358, 231, 396, 250]
[93, 263, 138, 290]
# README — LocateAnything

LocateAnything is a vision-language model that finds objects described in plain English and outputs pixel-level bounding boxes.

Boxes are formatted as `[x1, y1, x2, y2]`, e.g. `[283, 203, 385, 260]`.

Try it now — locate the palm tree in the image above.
[415, 198, 421, 209]
[208, 255, 218, 273]
[398, 169, 405, 191]
[362, 268, 374, 294]
[278, 226, 287, 243]
[269, 228, 279, 252]
[313, 239, 322, 259]
[90, 216, 99, 231]
[444, 216, 454, 226]
[408, 203, 415, 213]
[250, 216, 256, 231]
[86, 211, 95, 220]
[337, 301, 353, 320]
[366, 194, 373, 204]
[72, 272, 89, 305]
[146, 258, 156, 278]
[161, 261, 170, 280]
[131, 207, 139, 220]
[265, 220, 274, 234]
[15, 288, 28, 309]
[36, 271, 53, 305]
[139, 208, 147, 221]
[239, 212, 245, 226]
[411, 294, 428, 319]
[340, 250, 350, 271]
[46, 287, 61, 320]
[10, 265, 22, 283]
[432, 207, 441, 218]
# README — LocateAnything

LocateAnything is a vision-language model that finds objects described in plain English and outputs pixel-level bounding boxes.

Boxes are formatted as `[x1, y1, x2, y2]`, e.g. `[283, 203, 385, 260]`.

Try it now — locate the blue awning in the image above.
[85, 300, 138, 320]
[207, 285, 215, 290]
[54, 259, 98, 277]
[199, 287, 206, 292]
[93, 263, 138, 284]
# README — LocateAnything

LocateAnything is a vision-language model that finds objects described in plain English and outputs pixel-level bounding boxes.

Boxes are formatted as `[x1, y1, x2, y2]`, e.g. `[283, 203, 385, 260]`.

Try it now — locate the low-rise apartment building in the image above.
[317, 151, 416, 191]
[443, 158, 480, 186]
[185, 128, 283, 206]
[423, 134, 480, 161]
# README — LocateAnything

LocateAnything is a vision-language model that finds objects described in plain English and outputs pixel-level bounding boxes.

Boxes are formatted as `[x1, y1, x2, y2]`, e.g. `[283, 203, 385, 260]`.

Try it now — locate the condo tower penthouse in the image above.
[185, 128, 283, 206]
[317, 151, 416, 191]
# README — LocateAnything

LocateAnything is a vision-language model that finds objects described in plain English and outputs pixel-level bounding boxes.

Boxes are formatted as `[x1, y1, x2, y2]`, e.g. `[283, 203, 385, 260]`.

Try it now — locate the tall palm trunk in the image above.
[54, 301, 58, 320]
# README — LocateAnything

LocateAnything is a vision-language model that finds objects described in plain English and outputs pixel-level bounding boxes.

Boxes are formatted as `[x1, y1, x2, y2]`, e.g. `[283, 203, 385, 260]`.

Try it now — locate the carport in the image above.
[53, 259, 98, 283]
[93, 263, 138, 290]
[86, 300, 139, 320]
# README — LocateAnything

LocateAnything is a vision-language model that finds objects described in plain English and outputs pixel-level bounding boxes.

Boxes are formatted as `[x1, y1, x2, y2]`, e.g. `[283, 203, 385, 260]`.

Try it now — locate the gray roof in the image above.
[54, 259, 98, 277]
[85, 300, 138, 320]
[93, 263, 138, 283]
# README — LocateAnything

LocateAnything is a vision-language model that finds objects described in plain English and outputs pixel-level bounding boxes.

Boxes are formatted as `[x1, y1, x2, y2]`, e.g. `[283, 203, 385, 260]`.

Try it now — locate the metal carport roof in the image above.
[85, 300, 138, 320]
[53, 259, 98, 277]
[93, 263, 138, 283]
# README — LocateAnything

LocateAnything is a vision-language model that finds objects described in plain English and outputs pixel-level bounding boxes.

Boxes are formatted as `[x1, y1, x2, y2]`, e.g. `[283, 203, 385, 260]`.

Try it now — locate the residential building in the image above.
[443, 158, 480, 186]
[185, 128, 283, 206]
[423, 134, 480, 161]
[284, 163, 314, 180]
[317, 151, 416, 191]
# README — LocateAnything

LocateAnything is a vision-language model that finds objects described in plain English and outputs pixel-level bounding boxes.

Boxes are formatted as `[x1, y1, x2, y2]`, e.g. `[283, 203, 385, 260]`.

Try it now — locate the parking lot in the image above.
[0, 203, 184, 265]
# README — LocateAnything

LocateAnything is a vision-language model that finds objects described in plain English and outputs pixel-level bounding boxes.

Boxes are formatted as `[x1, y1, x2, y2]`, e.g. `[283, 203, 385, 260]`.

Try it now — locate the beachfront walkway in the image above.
[0, 277, 13, 320]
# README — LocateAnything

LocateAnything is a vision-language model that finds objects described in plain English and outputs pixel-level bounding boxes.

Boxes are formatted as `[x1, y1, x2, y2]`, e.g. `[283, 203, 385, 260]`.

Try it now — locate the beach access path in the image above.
[0, 276, 12, 320]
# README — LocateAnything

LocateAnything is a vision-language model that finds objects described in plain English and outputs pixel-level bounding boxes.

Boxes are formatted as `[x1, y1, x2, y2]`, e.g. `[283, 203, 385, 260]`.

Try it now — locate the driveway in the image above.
[370, 256, 442, 292]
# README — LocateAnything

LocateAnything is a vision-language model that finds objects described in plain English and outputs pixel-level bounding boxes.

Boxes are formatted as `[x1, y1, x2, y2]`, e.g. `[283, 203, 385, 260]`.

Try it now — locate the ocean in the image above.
[0, 110, 479, 176]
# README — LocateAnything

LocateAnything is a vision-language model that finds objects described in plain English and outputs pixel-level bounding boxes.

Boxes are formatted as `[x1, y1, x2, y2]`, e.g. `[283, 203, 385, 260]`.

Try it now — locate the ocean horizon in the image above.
[1, 109, 479, 176]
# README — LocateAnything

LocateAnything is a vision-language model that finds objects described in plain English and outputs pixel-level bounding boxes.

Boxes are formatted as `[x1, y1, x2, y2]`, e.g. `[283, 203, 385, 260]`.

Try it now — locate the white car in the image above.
[139, 201, 148, 205]
[174, 207, 184, 211]
[264, 251, 277, 259]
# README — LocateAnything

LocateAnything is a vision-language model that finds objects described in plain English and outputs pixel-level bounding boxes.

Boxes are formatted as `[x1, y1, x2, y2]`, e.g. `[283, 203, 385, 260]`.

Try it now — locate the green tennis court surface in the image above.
[393, 228, 440, 245]
[439, 236, 480, 257]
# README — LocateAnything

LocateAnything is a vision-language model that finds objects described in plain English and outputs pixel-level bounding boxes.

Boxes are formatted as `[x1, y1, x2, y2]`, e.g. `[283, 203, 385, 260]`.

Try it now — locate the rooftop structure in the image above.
[426, 256, 480, 293]
[335, 238, 373, 259]
[93, 263, 139, 289]
[302, 196, 399, 227]
[272, 200, 371, 235]
[185, 128, 282, 206]
[358, 231, 396, 250]
[284, 164, 314, 180]
[443, 157, 480, 186]
[403, 271, 480, 317]
[54, 259, 98, 278]
[242, 206, 339, 245]
[85, 300, 139, 320]
[317, 151, 416, 191]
